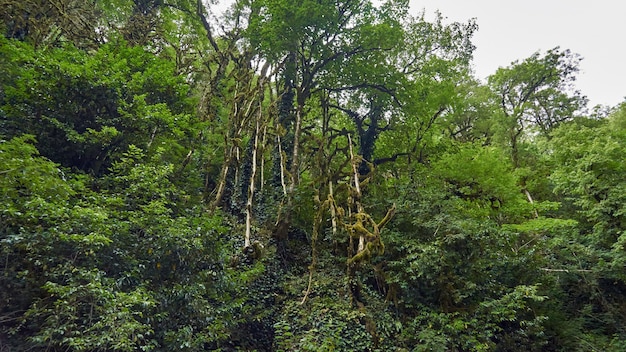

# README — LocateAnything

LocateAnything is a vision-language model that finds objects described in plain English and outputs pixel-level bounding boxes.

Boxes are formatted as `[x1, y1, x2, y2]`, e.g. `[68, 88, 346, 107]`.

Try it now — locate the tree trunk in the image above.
[244, 116, 261, 248]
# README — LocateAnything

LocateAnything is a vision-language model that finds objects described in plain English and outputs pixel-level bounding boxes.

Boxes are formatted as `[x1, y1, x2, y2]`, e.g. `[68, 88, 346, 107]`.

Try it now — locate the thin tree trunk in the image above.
[244, 115, 261, 248]
[277, 135, 288, 196]
[524, 188, 539, 218]
[146, 126, 158, 149]
[348, 134, 365, 253]
[289, 105, 303, 193]
[260, 125, 267, 191]
[212, 159, 230, 209]
[329, 181, 338, 238]
[301, 188, 323, 305]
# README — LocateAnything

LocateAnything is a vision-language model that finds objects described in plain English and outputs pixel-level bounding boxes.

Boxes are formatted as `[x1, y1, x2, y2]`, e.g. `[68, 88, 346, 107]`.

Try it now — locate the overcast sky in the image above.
[212, 0, 625, 108]
[412, 0, 625, 108]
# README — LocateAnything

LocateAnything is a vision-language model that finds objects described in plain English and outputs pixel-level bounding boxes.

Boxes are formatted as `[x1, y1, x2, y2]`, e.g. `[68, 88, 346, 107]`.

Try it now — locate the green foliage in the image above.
[248, 0, 374, 62]
[432, 143, 529, 220]
[0, 36, 197, 174]
[0, 135, 73, 223]
[28, 270, 156, 352]
[549, 110, 626, 248]
[272, 265, 381, 352]
[535, 106, 626, 345]
[2, 1, 625, 351]
[0, 137, 231, 351]
[371, 149, 559, 350]
[488, 47, 586, 135]
[274, 301, 375, 352]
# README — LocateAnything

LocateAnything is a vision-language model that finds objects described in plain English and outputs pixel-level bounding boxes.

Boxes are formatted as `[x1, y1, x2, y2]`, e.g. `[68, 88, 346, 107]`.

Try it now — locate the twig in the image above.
[540, 268, 593, 273]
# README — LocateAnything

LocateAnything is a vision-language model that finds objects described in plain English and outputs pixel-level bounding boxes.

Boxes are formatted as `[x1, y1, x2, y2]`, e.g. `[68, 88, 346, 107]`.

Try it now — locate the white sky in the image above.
[412, 0, 626, 108]
[212, 0, 626, 108]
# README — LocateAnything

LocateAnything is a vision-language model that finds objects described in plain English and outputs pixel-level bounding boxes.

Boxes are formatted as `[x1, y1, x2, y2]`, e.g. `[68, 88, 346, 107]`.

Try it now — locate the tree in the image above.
[549, 105, 626, 265]
[0, 36, 196, 175]
[535, 105, 626, 348]
[324, 9, 477, 174]
[245, 0, 386, 241]
[488, 47, 587, 167]
[443, 78, 497, 142]
[0, 0, 101, 47]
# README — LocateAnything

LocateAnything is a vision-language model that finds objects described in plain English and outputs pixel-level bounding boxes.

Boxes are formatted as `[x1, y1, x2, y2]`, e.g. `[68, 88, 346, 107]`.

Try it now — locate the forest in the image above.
[1, 0, 625, 351]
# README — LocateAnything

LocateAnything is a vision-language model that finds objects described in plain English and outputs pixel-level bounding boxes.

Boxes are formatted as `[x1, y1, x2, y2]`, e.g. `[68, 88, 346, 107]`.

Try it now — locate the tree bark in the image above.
[244, 117, 260, 248]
